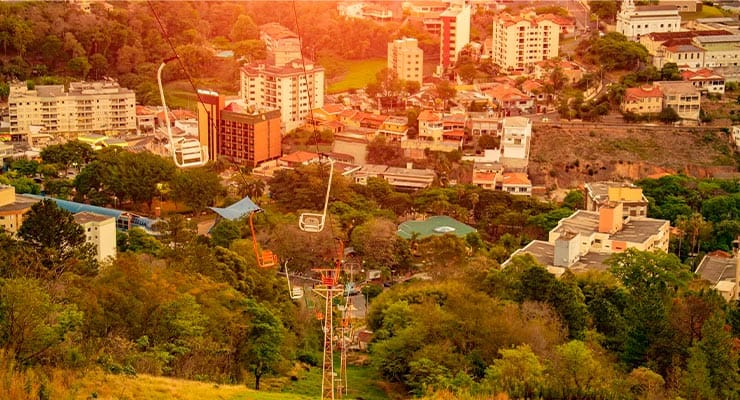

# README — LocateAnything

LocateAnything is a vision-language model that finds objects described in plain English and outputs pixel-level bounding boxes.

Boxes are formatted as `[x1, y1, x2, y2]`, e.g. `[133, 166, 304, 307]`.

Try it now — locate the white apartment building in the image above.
[491, 11, 560, 70]
[388, 38, 424, 85]
[439, 2, 471, 71]
[8, 81, 136, 137]
[73, 211, 117, 262]
[240, 23, 325, 133]
[501, 116, 532, 161]
[616, 0, 681, 40]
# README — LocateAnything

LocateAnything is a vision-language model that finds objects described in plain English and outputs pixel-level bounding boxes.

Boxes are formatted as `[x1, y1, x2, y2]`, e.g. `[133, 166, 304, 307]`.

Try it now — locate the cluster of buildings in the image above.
[620, 81, 702, 121]
[504, 182, 670, 275]
[0, 185, 122, 262]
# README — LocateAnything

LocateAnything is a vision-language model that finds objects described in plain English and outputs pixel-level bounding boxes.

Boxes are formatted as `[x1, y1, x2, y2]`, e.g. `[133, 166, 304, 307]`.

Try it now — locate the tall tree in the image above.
[18, 199, 97, 277]
[170, 167, 224, 215]
[239, 299, 285, 390]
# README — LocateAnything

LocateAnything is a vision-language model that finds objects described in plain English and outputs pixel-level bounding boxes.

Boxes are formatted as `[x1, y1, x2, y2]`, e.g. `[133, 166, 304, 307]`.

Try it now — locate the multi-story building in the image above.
[218, 103, 282, 167]
[681, 68, 725, 94]
[491, 10, 560, 70]
[585, 182, 649, 218]
[388, 38, 424, 85]
[377, 115, 409, 143]
[0, 185, 36, 235]
[8, 81, 136, 137]
[73, 211, 116, 262]
[240, 23, 325, 133]
[616, 0, 681, 40]
[640, 30, 731, 68]
[417, 110, 444, 142]
[694, 35, 740, 68]
[503, 203, 670, 275]
[439, 2, 471, 71]
[621, 85, 664, 115]
[656, 81, 701, 121]
[501, 116, 532, 161]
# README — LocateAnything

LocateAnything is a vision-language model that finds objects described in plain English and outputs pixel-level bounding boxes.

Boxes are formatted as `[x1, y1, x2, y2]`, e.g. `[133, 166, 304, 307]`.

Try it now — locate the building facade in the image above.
[621, 85, 664, 115]
[388, 38, 424, 85]
[616, 0, 681, 40]
[218, 104, 282, 167]
[656, 81, 701, 121]
[491, 10, 560, 70]
[439, 2, 471, 70]
[73, 211, 117, 262]
[9, 81, 136, 137]
[196, 89, 224, 162]
[0, 186, 35, 235]
[240, 24, 325, 133]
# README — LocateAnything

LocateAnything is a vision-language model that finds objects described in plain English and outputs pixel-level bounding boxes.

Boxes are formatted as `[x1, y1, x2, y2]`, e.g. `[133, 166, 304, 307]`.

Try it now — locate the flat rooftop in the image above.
[696, 254, 736, 284]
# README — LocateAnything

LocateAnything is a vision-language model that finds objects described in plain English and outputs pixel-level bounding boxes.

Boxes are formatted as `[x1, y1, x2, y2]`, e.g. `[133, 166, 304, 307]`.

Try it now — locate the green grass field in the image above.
[279, 359, 390, 400]
[326, 58, 387, 94]
[681, 5, 729, 21]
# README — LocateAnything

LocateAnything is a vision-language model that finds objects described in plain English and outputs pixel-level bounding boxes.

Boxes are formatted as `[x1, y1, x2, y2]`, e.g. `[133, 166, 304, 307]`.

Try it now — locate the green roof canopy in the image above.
[397, 215, 476, 240]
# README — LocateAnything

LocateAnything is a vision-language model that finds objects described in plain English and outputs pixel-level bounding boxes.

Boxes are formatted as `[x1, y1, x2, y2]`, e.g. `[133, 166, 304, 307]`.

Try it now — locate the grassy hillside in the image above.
[46, 371, 315, 400]
[326, 58, 387, 94]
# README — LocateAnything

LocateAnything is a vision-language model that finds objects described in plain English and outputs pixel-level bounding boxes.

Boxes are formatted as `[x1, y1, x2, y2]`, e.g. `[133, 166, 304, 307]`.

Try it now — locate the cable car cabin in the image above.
[291, 287, 304, 299]
[299, 213, 325, 233]
[248, 212, 278, 268]
[298, 158, 335, 233]
[157, 60, 209, 168]
[173, 137, 208, 168]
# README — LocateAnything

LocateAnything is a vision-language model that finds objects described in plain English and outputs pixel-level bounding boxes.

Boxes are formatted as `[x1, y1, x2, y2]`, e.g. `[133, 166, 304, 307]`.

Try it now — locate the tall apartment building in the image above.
[73, 211, 117, 262]
[8, 81, 136, 137]
[491, 11, 560, 70]
[439, 2, 471, 71]
[240, 23, 325, 133]
[219, 103, 282, 167]
[616, 0, 681, 40]
[388, 38, 424, 85]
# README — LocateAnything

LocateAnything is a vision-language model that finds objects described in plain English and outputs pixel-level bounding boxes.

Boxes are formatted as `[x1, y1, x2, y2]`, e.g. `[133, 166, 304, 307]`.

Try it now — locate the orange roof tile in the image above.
[625, 85, 663, 100]
[280, 151, 319, 163]
[418, 110, 442, 121]
[502, 172, 531, 185]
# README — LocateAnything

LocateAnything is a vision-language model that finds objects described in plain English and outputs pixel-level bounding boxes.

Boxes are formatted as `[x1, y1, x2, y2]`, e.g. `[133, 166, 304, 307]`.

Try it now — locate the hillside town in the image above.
[4, 0, 740, 399]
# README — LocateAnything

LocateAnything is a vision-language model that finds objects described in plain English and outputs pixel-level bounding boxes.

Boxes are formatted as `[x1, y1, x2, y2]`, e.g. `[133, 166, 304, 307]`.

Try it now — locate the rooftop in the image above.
[74, 211, 114, 224]
[695, 253, 736, 284]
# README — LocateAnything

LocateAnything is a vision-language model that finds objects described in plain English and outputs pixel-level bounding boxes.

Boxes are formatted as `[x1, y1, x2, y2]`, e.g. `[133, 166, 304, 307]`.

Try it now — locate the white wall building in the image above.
[240, 23, 325, 133]
[9, 81, 136, 137]
[73, 211, 117, 262]
[616, 0, 681, 40]
[439, 2, 471, 71]
[501, 116, 532, 160]
[491, 10, 560, 70]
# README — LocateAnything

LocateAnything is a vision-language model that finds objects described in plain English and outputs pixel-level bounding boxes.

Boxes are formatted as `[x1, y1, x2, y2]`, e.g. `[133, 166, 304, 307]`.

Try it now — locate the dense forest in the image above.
[0, 1, 438, 102]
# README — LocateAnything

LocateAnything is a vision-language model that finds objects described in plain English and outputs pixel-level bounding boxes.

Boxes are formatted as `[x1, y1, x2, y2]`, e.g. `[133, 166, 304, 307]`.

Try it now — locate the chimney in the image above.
[598, 202, 624, 234]
[554, 231, 580, 268]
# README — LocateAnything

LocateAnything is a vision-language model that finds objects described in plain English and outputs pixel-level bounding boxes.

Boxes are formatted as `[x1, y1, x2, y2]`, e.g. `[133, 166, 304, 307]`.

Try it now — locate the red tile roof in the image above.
[418, 110, 442, 122]
[280, 151, 319, 163]
[625, 85, 663, 100]
[503, 172, 531, 185]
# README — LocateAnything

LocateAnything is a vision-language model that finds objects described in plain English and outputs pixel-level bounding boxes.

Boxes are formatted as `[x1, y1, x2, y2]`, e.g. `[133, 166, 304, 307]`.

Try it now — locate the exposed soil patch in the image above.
[529, 123, 739, 189]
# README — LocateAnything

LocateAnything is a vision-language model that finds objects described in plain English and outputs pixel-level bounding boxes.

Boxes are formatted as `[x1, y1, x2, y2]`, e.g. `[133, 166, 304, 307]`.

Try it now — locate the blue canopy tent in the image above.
[209, 196, 261, 221]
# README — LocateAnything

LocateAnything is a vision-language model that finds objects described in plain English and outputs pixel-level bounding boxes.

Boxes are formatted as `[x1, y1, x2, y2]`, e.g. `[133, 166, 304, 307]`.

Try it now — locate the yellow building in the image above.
[0, 185, 37, 235]
[388, 38, 423, 85]
[621, 85, 663, 115]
